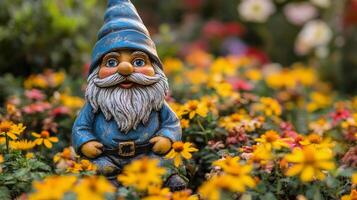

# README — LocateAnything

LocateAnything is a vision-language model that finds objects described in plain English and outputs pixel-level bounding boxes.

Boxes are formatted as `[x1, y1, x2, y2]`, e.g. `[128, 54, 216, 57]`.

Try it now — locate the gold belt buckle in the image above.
[118, 141, 135, 157]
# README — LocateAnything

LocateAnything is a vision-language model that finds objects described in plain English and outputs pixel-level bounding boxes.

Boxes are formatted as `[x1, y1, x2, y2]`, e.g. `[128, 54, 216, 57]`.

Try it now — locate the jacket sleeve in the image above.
[72, 103, 97, 153]
[157, 102, 182, 142]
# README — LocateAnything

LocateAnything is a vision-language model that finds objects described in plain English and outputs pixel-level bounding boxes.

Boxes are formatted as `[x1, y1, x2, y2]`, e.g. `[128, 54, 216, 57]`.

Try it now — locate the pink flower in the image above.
[25, 89, 45, 101]
[330, 108, 350, 125]
[228, 78, 253, 91]
[23, 102, 51, 114]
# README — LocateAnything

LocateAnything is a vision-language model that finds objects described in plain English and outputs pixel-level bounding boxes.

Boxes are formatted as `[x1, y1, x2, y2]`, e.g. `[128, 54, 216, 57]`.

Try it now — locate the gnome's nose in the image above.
[117, 62, 134, 76]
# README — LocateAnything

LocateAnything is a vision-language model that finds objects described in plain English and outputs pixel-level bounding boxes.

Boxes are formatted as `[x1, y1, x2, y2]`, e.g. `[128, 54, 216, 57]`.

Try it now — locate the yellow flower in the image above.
[307, 92, 332, 112]
[253, 97, 282, 117]
[211, 82, 234, 97]
[213, 156, 255, 185]
[0, 121, 26, 140]
[299, 133, 335, 149]
[163, 57, 183, 75]
[24, 75, 48, 89]
[67, 160, 97, 174]
[73, 176, 115, 200]
[10, 140, 36, 151]
[180, 119, 190, 129]
[32, 130, 59, 149]
[185, 69, 208, 85]
[60, 93, 85, 110]
[183, 100, 209, 119]
[255, 130, 290, 150]
[199, 173, 255, 200]
[26, 152, 35, 159]
[265, 70, 296, 89]
[341, 189, 357, 200]
[172, 190, 198, 200]
[352, 173, 357, 185]
[291, 65, 317, 87]
[165, 141, 198, 167]
[117, 157, 166, 191]
[245, 69, 262, 81]
[284, 146, 335, 182]
[53, 147, 76, 163]
[28, 176, 77, 200]
[142, 185, 171, 200]
[210, 57, 236, 76]
[249, 144, 274, 166]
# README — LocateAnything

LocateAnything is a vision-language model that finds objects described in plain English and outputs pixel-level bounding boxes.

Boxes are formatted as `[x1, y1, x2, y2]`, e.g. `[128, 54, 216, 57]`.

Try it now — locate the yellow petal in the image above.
[174, 155, 182, 167]
[317, 161, 335, 170]
[286, 164, 304, 177]
[300, 166, 314, 182]
[35, 139, 43, 145]
[181, 151, 192, 159]
[49, 137, 59, 143]
[32, 132, 41, 138]
[44, 140, 53, 148]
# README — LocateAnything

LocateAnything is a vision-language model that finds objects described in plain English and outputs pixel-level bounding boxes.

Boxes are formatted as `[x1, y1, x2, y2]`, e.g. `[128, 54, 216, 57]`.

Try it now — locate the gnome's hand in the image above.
[81, 141, 103, 159]
[150, 136, 172, 155]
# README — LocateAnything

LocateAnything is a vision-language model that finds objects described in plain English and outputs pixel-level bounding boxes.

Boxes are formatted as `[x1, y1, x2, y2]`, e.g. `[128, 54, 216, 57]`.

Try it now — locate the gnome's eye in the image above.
[106, 58, 119, 68]
[133, 59, 146, 67]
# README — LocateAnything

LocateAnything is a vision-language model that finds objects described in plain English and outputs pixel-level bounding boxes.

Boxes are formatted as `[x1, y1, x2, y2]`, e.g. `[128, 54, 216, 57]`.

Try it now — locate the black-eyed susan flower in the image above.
[142, 185, 171, 200]
[73, 176, 115, 200]
[172, 190, 198, 200]
[183, 100, 209, 119]
[0, 120, 26, 140]
[255, 130, 291, 150]
[213, 156, 256, 189]
[28, 176, 77, 200]
[117, 157, 166, 191]
[341, 189, 357, 200]
[284, 146, 335, 182]
[32, 130, 59, 149]
[10, 139, 36, 151]
[253, 97, 282, 117]
[165, 141, 198, 167]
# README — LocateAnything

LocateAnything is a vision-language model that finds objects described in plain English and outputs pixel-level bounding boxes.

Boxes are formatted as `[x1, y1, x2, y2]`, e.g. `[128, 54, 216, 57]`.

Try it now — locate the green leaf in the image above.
[0, 186, 10, 200]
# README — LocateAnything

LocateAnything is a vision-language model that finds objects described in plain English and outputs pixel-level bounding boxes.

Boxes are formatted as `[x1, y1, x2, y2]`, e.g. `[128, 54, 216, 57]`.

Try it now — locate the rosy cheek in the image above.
[99, 67, 117, 79]
[134, 66, 155, 76]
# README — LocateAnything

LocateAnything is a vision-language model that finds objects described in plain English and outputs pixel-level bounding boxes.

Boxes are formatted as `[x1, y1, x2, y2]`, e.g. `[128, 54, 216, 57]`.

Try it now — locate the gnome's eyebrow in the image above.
[131, 51, 149, 60]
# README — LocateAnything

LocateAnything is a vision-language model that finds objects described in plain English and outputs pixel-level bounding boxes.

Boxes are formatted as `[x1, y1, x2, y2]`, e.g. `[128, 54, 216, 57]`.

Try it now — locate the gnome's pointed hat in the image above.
[90, 0, 162, 74]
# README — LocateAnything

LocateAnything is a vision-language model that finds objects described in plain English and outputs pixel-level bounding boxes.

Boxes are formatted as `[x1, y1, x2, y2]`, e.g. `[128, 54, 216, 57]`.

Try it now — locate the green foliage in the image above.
[0, 150, 52, 199]
[0, 0, 105, 76]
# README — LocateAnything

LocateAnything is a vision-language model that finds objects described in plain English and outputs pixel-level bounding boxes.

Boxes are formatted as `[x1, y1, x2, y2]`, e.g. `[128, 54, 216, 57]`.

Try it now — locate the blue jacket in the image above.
[72, 102, 182, 152]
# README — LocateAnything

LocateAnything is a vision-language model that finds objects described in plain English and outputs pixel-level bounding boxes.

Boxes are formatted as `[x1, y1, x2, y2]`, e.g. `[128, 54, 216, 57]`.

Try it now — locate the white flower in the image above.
[295, 20, 333, 55]
[238, 0, 276, 23]
[283, 2, 317, 26]
[310, 0, 331, 8]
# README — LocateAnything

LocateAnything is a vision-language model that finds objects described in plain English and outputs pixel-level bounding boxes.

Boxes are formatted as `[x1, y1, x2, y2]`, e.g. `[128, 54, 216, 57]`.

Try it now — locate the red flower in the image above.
[224, 22, 245, 37]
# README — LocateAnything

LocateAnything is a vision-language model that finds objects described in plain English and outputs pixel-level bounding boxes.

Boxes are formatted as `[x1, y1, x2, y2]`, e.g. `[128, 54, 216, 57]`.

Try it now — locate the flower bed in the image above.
[0, 54, 356, 200]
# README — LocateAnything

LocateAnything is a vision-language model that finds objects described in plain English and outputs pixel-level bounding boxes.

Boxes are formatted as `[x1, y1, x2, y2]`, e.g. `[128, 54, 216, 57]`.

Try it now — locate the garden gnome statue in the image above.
[72, 0, 185, 190]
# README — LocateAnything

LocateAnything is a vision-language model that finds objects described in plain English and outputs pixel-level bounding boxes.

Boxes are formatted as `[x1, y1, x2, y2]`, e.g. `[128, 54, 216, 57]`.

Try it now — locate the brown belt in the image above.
[103, 141, 153, 157]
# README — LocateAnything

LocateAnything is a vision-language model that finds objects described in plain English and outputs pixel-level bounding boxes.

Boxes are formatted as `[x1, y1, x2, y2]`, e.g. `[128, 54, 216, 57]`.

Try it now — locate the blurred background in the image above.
[0, 0, 356, 101]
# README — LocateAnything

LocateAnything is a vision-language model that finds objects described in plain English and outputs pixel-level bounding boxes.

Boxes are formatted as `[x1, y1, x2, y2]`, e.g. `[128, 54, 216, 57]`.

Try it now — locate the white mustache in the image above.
[93, 73, 161, 88]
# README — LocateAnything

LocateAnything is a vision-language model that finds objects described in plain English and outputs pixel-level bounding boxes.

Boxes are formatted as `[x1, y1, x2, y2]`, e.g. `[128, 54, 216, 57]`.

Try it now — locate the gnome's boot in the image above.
[164, 174, 187, 191]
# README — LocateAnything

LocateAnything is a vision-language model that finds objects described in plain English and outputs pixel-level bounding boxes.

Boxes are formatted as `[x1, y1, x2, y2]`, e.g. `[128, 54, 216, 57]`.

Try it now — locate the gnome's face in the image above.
[85, 49, 169, 133]
[98, 50, 156, 89]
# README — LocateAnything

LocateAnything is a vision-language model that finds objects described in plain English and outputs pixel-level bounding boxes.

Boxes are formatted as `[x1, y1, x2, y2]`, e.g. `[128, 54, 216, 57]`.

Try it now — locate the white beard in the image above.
[85, 64, 169, 133]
